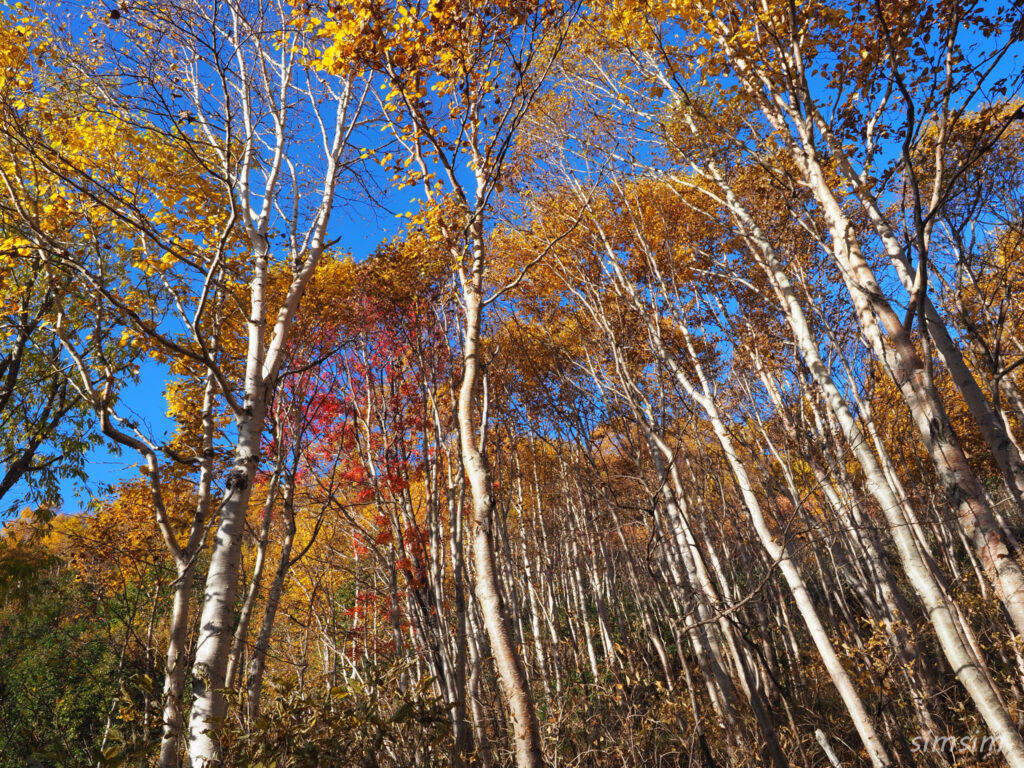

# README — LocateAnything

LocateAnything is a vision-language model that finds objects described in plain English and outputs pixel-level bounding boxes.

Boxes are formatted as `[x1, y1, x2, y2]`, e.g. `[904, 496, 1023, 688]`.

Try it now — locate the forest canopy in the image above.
[2, 1, 1024, 767]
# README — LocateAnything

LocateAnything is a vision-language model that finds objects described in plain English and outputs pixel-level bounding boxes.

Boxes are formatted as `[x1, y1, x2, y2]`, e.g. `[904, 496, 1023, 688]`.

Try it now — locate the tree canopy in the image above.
[2, 1, 1024, 767]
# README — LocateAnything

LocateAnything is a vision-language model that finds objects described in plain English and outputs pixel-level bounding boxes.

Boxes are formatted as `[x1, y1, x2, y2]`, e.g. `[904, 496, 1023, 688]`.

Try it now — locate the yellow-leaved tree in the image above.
[0, 2, 377, 765]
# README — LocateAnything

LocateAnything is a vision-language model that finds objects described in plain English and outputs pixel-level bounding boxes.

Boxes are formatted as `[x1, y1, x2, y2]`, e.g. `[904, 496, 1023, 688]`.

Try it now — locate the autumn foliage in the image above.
[2, 2, 1024, 768]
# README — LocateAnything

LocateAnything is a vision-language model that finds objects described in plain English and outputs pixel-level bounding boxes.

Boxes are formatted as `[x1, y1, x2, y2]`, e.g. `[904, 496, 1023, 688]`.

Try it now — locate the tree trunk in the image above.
[159, 564, 197, 768]
[186, 424, 264, 767]
[245, 501, 296, 722]
[457, 217, 543, 768]
[722, 191, 1024, 765]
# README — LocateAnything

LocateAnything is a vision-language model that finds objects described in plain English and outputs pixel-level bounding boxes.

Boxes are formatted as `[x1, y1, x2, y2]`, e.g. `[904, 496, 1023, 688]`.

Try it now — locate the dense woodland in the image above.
[2, 1, 1024, 766]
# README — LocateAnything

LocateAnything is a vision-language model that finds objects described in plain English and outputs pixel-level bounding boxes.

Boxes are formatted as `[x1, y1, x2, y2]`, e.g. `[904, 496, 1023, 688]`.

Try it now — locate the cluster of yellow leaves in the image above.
[44, 484, 168, 597]
[303, 0, 550, 196]
[296, 201, 455, 340]
[308, 0, 539, 79]
[0, 6, 48, 95]
[0, 11, 240, 299]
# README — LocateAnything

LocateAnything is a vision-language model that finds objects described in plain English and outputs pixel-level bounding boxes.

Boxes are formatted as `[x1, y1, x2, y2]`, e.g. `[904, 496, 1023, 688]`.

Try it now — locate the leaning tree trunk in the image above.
[708, 176, 1024, 765]
[456, 210, 543, 768]
[245, 494, 296, 722]
[824, 201, 1024, 639]
[707, 24, 1024, 644]
[681, 360, 893, 768]
[603, 252, 893, 768]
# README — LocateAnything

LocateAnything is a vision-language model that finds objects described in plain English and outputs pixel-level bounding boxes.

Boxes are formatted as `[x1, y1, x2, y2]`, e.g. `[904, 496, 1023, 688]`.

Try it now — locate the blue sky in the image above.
[56, 360, 174, 511]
